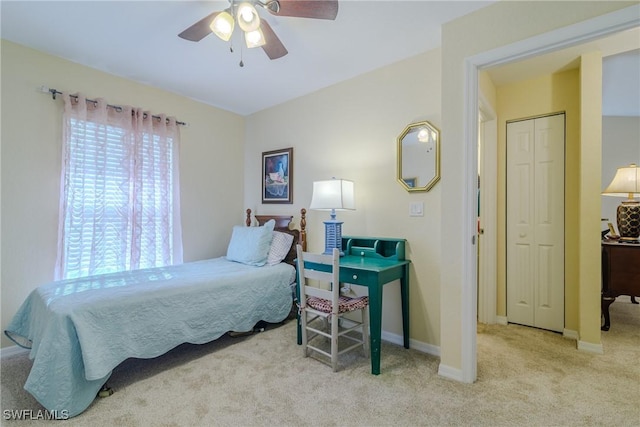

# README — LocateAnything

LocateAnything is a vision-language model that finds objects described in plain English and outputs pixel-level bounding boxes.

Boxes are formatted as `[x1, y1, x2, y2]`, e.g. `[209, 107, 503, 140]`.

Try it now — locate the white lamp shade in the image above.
[237, 2, 261, 32]
[310, 179, 355, 211]
[210, 10, 234, 41]
[603, 164, 640, 198]
[245, 27, 266, 48]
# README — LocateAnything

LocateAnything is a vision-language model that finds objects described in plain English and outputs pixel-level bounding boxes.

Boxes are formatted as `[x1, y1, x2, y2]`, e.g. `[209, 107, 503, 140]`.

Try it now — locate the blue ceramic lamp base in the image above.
[323, 220, 344, 256]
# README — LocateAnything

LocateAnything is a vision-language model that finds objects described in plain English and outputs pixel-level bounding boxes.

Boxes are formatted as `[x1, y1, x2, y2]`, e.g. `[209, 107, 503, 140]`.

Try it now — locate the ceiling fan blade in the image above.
[178, 11, 219, 42]
[260, 20, 288, 60]
[268, 0, 338, 20]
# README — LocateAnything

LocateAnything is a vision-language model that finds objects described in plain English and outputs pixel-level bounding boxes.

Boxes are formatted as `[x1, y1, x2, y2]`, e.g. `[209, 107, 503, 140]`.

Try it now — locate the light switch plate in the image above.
[409, 201, 424, 217]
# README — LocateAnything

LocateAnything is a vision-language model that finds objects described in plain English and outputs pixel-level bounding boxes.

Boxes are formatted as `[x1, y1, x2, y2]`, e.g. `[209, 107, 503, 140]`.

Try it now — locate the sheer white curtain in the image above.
[55, 93, 183, 280]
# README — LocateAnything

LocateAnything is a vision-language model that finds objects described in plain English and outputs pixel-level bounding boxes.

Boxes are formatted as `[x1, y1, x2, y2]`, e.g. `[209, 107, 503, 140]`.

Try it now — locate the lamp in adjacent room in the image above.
[602, 163, 640, 242]
[309, 178, 355, 255]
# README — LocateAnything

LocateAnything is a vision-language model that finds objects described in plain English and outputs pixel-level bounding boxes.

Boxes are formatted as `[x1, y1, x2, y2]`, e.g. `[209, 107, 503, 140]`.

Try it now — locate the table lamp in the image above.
[602, 163, 640, 242]
[309, 178, 355, 255]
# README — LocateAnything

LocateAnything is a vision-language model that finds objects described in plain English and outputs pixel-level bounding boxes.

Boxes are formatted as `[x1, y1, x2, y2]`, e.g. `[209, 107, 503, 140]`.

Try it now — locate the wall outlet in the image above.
[409, 202, 424, 217]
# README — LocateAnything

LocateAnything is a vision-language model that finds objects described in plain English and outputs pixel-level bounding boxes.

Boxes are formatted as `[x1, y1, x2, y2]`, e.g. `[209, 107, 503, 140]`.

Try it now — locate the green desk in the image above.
[297, 236, 410, 375]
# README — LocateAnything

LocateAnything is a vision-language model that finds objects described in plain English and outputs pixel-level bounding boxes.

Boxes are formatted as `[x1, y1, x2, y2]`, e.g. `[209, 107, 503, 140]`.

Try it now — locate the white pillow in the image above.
[226, 219, 275, 266]
[266, 231, 295, 266]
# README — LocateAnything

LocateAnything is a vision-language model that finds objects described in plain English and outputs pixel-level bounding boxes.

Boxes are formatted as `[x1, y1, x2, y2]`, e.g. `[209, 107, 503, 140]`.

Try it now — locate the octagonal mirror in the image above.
[397, 121, 440, 192]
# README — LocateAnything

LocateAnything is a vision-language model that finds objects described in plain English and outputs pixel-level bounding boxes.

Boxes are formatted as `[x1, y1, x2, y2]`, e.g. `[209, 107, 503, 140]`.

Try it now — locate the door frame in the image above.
[477, 94, 497, 325]
[460, 5, 640, 382]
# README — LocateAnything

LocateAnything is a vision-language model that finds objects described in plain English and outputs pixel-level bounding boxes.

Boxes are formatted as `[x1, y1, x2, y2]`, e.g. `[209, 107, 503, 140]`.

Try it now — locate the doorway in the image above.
[462, 6, 640, 383]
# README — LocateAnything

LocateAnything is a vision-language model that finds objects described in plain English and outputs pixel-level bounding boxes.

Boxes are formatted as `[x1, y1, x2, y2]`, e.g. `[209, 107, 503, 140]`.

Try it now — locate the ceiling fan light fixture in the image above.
[237, 2, 261, 32]
[210, 10, 235, 41]
[245, 27, 266, 48]
[264, 0, 280, 14]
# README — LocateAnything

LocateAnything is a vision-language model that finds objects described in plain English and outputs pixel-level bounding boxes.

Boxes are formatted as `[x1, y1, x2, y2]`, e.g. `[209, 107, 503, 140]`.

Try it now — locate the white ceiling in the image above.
[2, 1, 637, 117]
[0, 0, 494, 116]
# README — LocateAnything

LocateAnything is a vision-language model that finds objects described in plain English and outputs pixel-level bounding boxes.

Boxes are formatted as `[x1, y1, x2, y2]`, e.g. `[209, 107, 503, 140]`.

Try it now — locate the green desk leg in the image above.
[368, 281, 384, 375]
[401, 263, 410, 349]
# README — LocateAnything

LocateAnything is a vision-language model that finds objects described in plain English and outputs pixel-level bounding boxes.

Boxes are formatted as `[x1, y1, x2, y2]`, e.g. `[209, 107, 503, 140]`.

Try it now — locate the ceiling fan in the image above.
[178, 0, 339, 61]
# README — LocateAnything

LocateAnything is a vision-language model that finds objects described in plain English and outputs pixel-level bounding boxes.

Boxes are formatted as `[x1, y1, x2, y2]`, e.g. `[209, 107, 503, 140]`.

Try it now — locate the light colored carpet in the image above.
[1, 300, 638, 426]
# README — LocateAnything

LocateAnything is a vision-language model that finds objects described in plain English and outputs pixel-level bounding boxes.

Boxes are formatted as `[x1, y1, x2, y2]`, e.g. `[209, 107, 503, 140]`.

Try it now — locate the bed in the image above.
[4, 209, 307, 418]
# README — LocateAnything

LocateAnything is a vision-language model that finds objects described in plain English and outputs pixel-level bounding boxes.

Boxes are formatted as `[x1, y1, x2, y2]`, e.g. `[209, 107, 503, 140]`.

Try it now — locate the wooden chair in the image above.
[296, 245, 369, 371]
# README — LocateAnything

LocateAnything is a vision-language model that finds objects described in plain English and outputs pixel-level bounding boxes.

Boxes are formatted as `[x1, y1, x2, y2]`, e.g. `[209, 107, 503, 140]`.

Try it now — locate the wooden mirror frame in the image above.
[396, 120, 441, 192]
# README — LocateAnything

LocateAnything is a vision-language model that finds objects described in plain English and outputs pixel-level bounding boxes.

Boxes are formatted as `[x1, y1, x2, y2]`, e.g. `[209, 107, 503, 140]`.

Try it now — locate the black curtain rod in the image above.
[46, 88, 188, 127]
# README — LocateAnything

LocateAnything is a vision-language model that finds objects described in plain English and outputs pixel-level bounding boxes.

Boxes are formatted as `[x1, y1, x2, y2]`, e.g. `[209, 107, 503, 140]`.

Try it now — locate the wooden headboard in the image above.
[245, 208, 307, 266]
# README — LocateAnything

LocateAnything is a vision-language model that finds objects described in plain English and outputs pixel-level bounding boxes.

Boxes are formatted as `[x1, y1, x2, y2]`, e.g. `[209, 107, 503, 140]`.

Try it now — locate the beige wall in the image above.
[0, 40, 245, 348]
[441, 1, 634, 372]
[578, 51, 604, 347]
[479, 71, 498, 111]
[495, 69, 580, 331]
[245, 50, 443, 347]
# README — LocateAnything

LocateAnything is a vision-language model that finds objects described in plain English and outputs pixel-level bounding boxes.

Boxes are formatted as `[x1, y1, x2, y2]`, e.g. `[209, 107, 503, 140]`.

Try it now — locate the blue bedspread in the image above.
[5, 258, 295, 417]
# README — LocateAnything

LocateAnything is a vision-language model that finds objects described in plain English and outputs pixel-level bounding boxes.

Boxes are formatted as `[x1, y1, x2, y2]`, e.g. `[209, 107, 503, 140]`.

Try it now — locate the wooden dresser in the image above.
[601, 241, 640, 331]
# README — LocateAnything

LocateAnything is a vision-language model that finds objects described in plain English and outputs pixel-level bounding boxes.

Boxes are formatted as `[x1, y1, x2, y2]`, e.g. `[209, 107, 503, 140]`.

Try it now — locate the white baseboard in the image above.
[1, 345, 29, 358]
[577, 340, 604, 354]
[381, 330, 440, 357]
[496, 316, 508, 325]
[437, 363, 464, 382]
[340, 319, 441, 358]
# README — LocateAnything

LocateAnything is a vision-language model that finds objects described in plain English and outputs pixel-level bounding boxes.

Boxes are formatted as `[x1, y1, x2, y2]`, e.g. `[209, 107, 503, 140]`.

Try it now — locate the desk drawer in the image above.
[339, 268, 377, 286]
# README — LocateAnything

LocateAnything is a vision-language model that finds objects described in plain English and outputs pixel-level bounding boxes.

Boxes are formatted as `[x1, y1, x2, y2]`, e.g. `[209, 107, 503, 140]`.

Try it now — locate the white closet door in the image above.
[507, 114, 565, 332]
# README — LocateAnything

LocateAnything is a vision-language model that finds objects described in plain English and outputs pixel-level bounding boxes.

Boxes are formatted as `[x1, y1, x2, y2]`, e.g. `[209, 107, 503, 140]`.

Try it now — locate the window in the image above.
[55, 94, 182, 280]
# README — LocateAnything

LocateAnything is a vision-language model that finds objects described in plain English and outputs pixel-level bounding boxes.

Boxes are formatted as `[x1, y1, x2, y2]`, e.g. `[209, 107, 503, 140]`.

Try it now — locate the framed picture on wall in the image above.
[262, 147, 293, 204]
